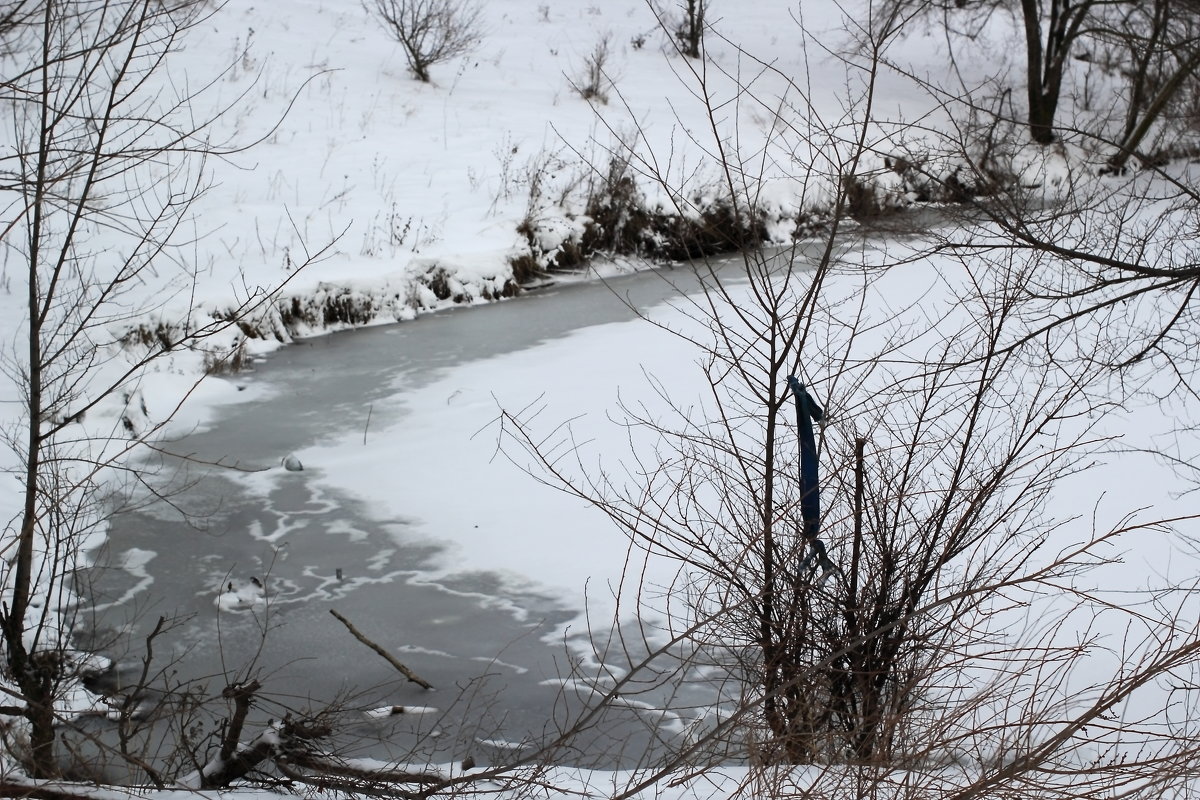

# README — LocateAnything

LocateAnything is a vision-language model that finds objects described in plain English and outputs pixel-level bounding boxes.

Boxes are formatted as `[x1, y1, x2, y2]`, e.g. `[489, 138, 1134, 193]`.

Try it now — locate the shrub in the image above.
[645, 196, 768, 260]
[581, 150, 651, 254]
[572, 33, 612, 103]
[363, 0, 483, 83]
[508, 250, 545, 284]
[203, 339, 250, 375]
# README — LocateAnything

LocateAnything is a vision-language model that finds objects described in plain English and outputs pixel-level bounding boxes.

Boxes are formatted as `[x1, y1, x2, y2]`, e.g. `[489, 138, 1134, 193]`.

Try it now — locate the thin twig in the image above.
[329, 609, 434, 689]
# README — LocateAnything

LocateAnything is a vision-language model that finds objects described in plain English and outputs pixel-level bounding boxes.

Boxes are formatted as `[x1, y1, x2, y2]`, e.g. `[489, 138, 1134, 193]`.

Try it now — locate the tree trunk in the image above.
[3, 0, 58, 779]
[1022, 0, 1056, 143]
[1109, 50, 1200, 171]
[1020, 0, 1095, 144]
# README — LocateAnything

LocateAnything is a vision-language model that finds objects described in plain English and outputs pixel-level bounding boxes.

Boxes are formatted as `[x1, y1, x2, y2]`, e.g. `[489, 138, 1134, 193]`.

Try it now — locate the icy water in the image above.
[77, 261, 752, 774]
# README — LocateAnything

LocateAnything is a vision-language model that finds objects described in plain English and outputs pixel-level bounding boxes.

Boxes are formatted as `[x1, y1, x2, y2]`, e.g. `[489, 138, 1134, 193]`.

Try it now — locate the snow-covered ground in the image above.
[3, 0, 1199, 797]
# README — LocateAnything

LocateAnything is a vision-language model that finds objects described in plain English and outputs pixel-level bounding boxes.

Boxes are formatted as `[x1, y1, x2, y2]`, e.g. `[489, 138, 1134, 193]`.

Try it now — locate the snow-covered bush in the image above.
[511, 149, 772, 274]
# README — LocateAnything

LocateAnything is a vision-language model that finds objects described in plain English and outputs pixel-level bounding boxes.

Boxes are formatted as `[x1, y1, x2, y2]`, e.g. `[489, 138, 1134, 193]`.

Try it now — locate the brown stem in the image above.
[329, 609, 435, 690]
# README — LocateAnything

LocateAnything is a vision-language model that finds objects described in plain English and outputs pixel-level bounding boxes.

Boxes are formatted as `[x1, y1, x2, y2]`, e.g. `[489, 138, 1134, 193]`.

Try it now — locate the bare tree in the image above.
[0, 0, 333, 779]
[1015, 0, 1102, 143]
[852, 1, 1200, 399]
[677, 0, 706, 59]
[364, 0, 483, 83]
[490, 6, 1200, 799]
[879, 0, 1200, 156]
[499, 199, 1200, 791]
[0, 0, 39, 51]
[1089, 0, 1200, 170]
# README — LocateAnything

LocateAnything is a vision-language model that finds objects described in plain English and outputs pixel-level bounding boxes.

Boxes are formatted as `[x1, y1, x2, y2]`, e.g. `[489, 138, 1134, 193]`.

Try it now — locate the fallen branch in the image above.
[329, 609, 435, 689]
[198, 732, 276, 790]
[218, 679, 261, 768]
[193, 679, 269, 789]
[283, 750, 445, 784]
[187, 713, 333, 790]
[0, 782, 103, 800]
[276, 759, 426, 800]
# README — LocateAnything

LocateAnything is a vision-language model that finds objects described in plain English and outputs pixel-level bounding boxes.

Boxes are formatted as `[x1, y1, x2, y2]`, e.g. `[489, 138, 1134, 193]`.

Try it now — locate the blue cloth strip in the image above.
[786, 375, 823, 542]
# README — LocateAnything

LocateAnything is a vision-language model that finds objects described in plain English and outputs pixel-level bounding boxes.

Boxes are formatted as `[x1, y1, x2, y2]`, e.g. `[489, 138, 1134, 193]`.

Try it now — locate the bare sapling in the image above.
[0, 0, 335, 780]
[364, 0, 484, 83]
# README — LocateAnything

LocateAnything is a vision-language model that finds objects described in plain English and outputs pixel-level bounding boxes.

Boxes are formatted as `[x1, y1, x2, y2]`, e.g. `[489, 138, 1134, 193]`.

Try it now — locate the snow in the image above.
[2, 0, 1199, 797]
[301, 303, 697, 617]
[364, 705, 437, 719]
[214, 576, 268, 613]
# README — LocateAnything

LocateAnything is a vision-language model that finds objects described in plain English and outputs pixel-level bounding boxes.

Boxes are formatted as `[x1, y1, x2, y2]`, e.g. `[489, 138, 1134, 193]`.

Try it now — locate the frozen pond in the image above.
[78, 261, 742, 771]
